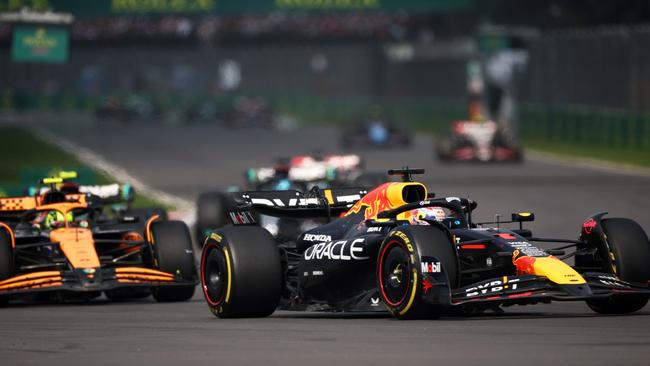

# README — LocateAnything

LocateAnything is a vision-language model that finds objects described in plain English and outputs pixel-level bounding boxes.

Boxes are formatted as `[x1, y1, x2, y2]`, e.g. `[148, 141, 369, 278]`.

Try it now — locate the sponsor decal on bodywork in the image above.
[303, 238, 369, 261]
[421, 261, 441, 273]
[251, 197, 320, 207]
[465, 277, 520, 297]
[509, 241, 547, 258]
[303, 234, 332, 242]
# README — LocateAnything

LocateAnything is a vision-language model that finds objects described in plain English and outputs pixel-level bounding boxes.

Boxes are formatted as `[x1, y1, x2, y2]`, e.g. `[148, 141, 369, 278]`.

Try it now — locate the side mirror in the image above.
[512, 212, 535, 222]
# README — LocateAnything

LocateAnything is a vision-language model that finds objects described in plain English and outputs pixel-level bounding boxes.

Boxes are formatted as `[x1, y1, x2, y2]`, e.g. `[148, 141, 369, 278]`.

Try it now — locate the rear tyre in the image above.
[586, 218, 650, 314]
[377, 225, 458, 319]
[195, 191, 235, 243]
[0, 230, 13, 306]
[201, 226, 282, 318]
[150, 221, 197, 302]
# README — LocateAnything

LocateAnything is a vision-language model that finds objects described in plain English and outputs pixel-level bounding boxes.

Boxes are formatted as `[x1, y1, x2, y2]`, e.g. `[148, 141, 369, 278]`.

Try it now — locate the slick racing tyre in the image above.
[0, 229, 14, 306]
[195, 191, 235, 243]
[150, 221, 197, 302]
[377, 225, 459, 319]
[587, 218, 650, 314]
[201, 226, 282, 318]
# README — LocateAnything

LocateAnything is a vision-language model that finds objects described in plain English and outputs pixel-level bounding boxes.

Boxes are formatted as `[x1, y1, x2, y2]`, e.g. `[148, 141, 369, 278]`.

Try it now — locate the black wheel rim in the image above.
[379, 241, 412, 306]
[202, 245, 228, 306]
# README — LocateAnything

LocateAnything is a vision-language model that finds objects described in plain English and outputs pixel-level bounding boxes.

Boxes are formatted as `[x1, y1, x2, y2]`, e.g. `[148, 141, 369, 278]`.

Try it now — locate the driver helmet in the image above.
[36, 210, 73, 230]
[406, 207, 446, 225]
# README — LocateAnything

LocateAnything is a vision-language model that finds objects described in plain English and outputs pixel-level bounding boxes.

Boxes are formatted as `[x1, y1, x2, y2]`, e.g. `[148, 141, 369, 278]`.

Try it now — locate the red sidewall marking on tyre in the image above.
[379, 239, 411, 307]
[201, 242, 223, 306]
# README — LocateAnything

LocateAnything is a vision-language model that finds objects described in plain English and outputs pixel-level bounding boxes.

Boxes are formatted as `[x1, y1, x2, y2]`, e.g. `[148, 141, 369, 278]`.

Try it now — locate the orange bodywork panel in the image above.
[50, 228, 100, 269]
[114, 267, 174, 277]
[115, 267, 176, 283]
[0, 196, 38, 211]
[0, 271, 62, 291]
[145, 215, 160, 243]
[0, 194, 87, 212]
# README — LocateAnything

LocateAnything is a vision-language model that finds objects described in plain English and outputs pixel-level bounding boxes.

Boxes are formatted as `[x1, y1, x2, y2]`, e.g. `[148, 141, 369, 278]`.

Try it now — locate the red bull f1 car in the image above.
[436, 120, 522, 162]
[0, 177, 196, 305]
[200, 168, 650, 319]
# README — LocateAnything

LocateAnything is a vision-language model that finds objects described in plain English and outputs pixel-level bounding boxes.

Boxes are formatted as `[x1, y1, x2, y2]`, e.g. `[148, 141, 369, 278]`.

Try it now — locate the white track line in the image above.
[33, 128, 197, 226]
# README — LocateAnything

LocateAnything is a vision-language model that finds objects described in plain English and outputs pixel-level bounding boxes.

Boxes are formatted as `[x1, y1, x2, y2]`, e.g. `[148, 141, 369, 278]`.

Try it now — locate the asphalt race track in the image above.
[1, 121, 649, 365]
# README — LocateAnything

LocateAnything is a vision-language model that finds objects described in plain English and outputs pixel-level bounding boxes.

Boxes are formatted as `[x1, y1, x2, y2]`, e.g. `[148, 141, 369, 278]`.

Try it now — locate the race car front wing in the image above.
[0, 267, 195, 295]
[447, 273, 650, 306]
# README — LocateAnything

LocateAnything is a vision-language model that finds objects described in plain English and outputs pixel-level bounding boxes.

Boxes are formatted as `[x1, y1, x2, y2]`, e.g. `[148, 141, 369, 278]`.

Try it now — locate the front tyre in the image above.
[201, 226, 282, 318]
[377, 225, 459, 319]
[0, 230, 14, 306]
[587, 218, 650, 314]
[150, 221, 197, 302]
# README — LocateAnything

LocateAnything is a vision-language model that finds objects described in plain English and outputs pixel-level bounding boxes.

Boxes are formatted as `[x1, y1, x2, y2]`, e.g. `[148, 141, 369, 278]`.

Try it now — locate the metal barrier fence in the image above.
[523, 26, 650, 112]
[2, 25, 650, 144]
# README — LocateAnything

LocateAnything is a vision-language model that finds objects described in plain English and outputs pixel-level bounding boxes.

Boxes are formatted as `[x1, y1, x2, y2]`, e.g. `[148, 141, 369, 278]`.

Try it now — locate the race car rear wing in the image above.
[230, 187, 368, 221]
[31, 183, 134, 206]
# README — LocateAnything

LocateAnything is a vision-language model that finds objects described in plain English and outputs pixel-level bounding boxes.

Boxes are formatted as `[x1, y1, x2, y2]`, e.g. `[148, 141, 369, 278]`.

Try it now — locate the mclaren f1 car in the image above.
[200, 168, 650, 319]
[0, 177, 196, 305]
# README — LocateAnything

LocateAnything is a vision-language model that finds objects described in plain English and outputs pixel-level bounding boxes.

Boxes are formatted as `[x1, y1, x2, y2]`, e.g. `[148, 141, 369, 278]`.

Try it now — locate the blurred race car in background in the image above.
[95, 95, 160, 124]
[0, 177, 196, 306]
[200, 168, 650, 319]
[195, 154, 386, 242]
[435, 120, 523, 162]
[221, 96, 274, 128]
[341, 120, 411, 149]
[340, 106, 411, 149]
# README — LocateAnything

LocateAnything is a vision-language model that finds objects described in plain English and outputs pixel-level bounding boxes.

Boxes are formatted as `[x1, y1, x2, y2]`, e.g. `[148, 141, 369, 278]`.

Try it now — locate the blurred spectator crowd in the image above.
[0, 12, 444, 42]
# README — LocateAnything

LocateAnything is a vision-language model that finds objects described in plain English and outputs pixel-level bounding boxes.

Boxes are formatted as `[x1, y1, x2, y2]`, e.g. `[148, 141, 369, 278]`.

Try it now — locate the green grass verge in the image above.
[520, 104, 650, 168]
[0, 125, 167, 209]
[524, 140, 650, 168]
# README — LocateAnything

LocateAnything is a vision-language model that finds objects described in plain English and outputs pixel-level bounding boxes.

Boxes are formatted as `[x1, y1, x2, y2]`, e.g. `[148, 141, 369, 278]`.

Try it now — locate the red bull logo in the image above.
[582, 218, 597, 234]
[512, 249, 586, 285]
[513, 250, 537, 275]
[345, 182, 428, 220]
[345, 183, 399, 220]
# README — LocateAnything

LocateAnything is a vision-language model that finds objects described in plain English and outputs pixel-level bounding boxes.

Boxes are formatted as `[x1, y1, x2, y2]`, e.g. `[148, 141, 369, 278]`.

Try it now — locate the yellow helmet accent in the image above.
[43, 210, 74, 229]
[58, 171, 78, 180]
[42, 177, 63, 184]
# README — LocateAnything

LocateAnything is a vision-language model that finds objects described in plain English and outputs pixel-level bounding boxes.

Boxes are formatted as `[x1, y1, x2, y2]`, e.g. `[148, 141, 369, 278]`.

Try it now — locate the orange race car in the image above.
[0, 177, 196, 305]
